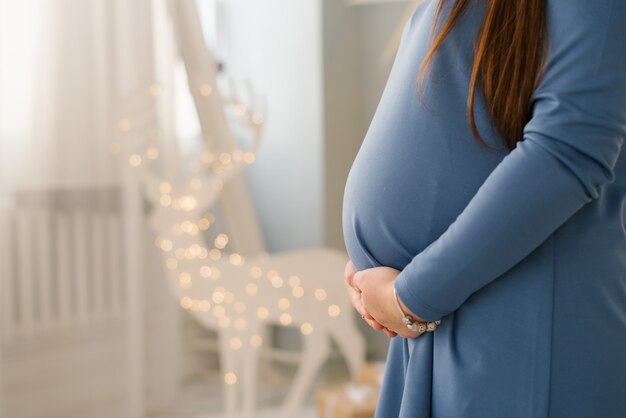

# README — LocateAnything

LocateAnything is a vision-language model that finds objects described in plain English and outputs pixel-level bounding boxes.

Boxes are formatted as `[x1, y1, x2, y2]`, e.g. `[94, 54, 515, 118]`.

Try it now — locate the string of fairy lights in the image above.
[111, 80, 342, 387]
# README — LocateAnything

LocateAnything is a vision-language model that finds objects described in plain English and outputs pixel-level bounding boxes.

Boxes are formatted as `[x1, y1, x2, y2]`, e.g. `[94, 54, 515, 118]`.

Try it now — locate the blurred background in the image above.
[0, 0, 417, 417]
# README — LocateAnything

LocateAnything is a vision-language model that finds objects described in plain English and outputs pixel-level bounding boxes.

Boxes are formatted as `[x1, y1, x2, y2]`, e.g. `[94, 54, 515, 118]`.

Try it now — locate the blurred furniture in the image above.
[0, 188, 180, 418]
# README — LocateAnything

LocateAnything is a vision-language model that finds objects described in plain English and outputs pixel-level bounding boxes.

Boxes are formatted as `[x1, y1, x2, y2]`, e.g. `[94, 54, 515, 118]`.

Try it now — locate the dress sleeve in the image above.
[394, 0, 626, 322]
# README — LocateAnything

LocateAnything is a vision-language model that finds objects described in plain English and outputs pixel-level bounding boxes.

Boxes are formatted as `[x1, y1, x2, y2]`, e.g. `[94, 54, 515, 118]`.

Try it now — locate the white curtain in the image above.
[0, 0, 119, 194]
[0, 1, 181, 417]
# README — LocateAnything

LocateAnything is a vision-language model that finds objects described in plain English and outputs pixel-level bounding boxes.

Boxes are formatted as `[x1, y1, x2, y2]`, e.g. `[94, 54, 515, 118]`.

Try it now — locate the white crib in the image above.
[0, 188, 179, 418]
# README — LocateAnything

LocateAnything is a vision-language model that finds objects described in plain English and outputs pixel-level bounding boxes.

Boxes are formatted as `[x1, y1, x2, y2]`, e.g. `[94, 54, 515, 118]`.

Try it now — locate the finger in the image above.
[366, 318, 385, 331]
[343, 260, 357, 287]
[362, 311, 375, 321]
[383, 328, 397, 338]
[348, 287, 366, 315]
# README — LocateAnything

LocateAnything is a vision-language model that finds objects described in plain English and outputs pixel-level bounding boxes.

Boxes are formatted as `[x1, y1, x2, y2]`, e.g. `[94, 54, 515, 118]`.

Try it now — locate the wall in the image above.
[218, 0, 325, 253]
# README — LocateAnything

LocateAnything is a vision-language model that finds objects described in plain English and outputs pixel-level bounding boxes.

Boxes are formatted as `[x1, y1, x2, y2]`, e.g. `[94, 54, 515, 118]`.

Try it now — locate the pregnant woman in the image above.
[341, 0, 626, 417]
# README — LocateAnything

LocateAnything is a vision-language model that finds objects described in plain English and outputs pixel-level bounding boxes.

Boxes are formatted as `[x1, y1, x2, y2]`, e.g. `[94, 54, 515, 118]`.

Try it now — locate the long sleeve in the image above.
[394, 0, 626, 323]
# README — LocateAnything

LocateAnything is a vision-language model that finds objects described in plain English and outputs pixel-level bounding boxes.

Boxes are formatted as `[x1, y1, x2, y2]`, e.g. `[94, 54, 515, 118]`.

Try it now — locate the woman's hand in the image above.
[344, 260, 397, 338]
[353, 265, 427, 339]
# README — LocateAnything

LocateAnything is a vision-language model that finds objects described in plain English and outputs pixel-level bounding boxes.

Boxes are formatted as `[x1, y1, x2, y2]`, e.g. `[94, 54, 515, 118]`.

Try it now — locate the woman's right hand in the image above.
[344, 259, 397, 338]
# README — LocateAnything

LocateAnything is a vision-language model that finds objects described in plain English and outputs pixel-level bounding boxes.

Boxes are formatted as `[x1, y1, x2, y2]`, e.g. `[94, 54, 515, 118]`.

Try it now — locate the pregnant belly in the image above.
[342, 150, 443, 272]
[341, 136, 506, 273]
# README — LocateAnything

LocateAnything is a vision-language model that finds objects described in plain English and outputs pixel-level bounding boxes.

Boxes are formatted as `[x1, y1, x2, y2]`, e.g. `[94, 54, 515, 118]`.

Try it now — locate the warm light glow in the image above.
[252, 112, 264, 125]
[213, 306, 225, 317]
[250, 335, 263, 347]
[256, 307, 269, 319]
[219, 152, 232, 165]
[224, 291, 235, 304]
[277, 298, 290, 310]
[198, 218, 211, 230]
[160, 239, 173, 252]
[271, 276, 284, 288]
[214, 233, 229, 249]
[159, 182, 172, 194]
[166, 258, 178, 270]
[292, 286, 304, 298]
[328, 305, 341, 317]
[279, 313, 292, 326]
[288, 275, 301, 287]
[213, 179, 224, 190]
[209, 249, 222, 260]
[212, 291, 225, 304]
[160, 195, 172, 207]
[224, 372, 237, 385]
[314, 289, 327, 301]
[245, 283, 258, 295]
[232, 148, 244, 161]
[200, 266, 212, 278]
[179, 272, 191, 284]
[243, 152, 256, 164]
[234, 318, 247, 330]
[129, 154, 142, 167]
[300, 323, 313, 335]
[146, 147, 159, 160]
[180, 297, 193, 309]
[250, 266, 263, 278]
[229, 253, 243, 266]
[199, 300, 211, 312]
[109, 142, 121, 154]
[229, 338, 242, 350]
[235, 103, 246, 115]
[149, 83, 161, 96]
[179, 195, 197, 211]
[219, 317, 231, 328]
[200, 84, 213, 96]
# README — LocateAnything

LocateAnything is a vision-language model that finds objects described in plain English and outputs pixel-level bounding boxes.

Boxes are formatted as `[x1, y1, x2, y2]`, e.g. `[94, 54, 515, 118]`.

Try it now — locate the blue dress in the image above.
[341, 0, 626, 417]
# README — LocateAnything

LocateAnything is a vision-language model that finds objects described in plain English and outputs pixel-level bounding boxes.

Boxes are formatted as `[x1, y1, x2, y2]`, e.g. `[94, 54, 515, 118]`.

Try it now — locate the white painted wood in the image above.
[107, 215, 123, 317]
[73, 212, 90, 325]
[0, 209, 11, 418]
[122, 167, 145, 418]
[1, 210, 15, 343]
[92, 214, 106, 321]
[16, 212, 35, 337]
[35, 210, 54, 330]
[56, 213, 72, 328]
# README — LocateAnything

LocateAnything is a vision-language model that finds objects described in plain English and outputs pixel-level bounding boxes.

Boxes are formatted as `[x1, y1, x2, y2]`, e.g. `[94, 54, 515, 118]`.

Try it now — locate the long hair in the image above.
[418, 0, 549, 150]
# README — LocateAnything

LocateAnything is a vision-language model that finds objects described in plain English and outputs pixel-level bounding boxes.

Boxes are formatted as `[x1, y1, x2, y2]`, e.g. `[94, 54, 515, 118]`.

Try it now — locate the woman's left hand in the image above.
[353, 266, 426, 339]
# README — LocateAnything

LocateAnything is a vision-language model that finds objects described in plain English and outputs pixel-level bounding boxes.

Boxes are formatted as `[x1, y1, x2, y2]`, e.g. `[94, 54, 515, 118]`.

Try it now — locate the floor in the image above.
[149, 355, 351, 418]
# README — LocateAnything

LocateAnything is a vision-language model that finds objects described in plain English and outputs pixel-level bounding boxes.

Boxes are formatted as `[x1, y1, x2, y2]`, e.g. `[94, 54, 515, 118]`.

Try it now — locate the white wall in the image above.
[218, 0, 325, 253]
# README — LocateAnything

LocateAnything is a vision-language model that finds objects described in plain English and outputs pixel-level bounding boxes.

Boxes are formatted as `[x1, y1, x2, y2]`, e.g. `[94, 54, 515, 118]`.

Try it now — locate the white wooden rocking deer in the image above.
[112, 0, 366, 417]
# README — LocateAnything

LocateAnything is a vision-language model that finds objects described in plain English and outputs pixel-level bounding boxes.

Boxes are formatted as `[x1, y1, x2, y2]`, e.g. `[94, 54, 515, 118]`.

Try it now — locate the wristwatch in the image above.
[393, 287, 441, 332]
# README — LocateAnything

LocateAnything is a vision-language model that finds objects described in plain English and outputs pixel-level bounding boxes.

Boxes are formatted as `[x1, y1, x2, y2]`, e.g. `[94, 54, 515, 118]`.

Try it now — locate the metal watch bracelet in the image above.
[393, 287, 441, 332]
